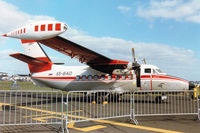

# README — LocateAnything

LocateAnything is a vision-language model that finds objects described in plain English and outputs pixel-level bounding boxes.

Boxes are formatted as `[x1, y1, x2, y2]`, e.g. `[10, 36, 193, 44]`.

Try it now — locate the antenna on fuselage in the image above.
[142, 58, 147, 64]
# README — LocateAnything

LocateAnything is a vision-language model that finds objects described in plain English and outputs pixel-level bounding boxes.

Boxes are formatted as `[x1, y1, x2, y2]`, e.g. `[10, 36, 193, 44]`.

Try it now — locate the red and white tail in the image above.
[3, 21, 67, 73]
[21, 40, 51, 62]
[10, 40, 52, 73]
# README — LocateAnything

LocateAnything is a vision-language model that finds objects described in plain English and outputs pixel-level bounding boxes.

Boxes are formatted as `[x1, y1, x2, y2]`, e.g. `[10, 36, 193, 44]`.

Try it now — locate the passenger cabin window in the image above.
[128, 75, 132, 79]
[145, 68, 151, 73]
[156, 69, 163, 73]
[76, 75, 80, 80]
[116, 75, 120, 80]
[94, 75, 98, 80]
[122, 76, 126, 79]
[41, 24, 45, 31]
[82, 75, 86, 80]
[100, 75, 105, 80]
[48, 24, 53, 31]
[88, 75, 92, 80]
[153, 69, 157, 74]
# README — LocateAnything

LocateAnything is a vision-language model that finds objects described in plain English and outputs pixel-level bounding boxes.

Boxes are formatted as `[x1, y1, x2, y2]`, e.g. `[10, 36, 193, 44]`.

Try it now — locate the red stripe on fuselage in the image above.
[141, 75, 188, 83]
[33, 77, 76, 80]
[32, 74, 188, 83]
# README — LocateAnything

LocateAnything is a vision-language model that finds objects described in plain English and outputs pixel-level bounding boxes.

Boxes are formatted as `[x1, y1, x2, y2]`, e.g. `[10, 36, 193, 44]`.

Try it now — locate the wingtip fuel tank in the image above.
[2, 21, 67, 40]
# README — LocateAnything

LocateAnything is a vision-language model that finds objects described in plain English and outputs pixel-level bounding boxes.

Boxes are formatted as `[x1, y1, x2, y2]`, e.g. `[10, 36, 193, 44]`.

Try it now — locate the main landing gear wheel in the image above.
[93, 92, 109, 104]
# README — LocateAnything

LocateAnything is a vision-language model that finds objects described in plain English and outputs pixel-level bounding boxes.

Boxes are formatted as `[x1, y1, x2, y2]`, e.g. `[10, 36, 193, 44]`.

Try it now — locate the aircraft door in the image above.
[142, 68, 152, 90]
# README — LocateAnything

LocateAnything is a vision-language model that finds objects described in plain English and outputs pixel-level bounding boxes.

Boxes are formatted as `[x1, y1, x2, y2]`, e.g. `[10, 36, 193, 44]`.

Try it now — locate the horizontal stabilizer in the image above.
[10, 53, 49, 65]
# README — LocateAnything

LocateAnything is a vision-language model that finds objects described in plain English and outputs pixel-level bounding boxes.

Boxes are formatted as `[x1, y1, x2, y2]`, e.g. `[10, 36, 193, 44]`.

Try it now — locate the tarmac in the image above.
[0, 115, 200, 133]
[0, 92, 200, 133]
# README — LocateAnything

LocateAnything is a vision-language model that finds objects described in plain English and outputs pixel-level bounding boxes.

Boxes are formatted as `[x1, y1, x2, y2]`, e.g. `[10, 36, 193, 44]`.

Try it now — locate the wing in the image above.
[39, 36, 128, 73]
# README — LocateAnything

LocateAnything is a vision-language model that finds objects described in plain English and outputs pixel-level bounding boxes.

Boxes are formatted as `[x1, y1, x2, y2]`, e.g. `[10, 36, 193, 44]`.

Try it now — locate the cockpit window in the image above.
[156, 69, 163, 73]
[145, 68, 151, 73]
[153, 69, 157, 74]
[100, 75, 105, 80]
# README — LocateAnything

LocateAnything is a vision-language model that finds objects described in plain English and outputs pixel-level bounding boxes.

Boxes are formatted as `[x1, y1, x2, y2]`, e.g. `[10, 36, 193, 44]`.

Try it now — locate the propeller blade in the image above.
[135, 68, 141, 87]
[132, 48, 136, 63]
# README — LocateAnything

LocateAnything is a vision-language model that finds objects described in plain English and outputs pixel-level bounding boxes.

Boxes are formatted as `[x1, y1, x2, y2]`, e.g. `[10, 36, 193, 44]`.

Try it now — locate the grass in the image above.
[0, 81, 58, 91]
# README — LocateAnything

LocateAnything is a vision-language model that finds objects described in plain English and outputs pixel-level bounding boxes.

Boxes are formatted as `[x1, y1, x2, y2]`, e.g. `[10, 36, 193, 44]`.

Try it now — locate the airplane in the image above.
[1, 21, 194, 96]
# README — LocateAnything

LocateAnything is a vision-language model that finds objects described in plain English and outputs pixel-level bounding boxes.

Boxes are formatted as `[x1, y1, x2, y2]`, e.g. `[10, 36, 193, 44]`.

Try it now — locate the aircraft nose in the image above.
[189, 81, 195, 90]
[63, 24, 68, 31]
[2, 34, 7, 37]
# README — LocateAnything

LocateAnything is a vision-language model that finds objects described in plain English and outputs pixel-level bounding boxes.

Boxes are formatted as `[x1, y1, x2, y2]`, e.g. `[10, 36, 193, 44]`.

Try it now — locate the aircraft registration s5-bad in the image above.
[2, 21, 193, 92]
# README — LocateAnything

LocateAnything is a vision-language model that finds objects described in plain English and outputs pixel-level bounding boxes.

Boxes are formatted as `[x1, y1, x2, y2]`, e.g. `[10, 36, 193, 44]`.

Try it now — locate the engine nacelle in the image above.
[127, 62, 133, 70]
[2, 21, 67, 40]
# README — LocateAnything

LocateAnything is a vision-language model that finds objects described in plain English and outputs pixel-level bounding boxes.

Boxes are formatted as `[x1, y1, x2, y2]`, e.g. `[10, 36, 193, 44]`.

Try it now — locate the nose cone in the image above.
[2, 34, 7, 37]
[189, 81, 195, 90]
[63, 24, 68, 31]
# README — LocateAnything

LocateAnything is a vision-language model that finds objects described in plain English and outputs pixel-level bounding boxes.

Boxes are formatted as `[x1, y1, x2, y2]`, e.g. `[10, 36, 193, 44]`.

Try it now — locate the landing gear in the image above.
[92, 92, 123, 104]
[93, 92, 110, 104]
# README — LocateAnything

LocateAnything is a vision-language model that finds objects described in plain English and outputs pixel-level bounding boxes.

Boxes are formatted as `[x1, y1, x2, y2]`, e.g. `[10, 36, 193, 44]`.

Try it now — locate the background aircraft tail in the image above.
[10, 40, 52, 73]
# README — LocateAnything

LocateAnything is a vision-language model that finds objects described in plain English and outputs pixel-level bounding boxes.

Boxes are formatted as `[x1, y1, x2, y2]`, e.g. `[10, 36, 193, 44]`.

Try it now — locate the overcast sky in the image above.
[0, 0, 200, 81]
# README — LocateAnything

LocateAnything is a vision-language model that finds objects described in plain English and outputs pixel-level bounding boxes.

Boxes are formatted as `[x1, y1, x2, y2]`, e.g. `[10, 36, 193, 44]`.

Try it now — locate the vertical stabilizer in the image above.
[19, 40, 52, 73]
[21, 40, 51, 62]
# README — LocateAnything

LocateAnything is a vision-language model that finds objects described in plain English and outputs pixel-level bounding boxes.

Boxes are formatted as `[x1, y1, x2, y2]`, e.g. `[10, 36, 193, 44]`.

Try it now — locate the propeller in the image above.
[132, 48, 136, 63]
[131, 48, 141, 87]
[131, 48, 140, 69]
[123, 48, 141, 87]
[112, 48, 141, 87]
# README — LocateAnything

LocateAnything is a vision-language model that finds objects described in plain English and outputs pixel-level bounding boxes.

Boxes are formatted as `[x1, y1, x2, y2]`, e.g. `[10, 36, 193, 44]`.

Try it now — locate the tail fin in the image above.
[10, 40, 52, 73]
[21, 40, 51, 62]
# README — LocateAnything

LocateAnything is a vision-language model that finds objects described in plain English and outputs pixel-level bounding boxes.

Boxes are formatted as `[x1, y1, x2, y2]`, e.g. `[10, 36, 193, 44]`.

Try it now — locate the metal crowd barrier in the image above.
[65, 90, 200, 132]
[131, 90, 200, 124]
[0, 89, 199, 133]
[65, 90, 134, 127]
[0, 90, 64, 132]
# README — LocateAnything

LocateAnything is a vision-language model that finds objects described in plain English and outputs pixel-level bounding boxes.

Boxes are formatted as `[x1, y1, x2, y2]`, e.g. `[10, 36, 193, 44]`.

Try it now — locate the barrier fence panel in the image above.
[1, 89, 199, 133]
[132, 90, 200, 124]
[65, 91, 133, 124]
[0, 90, 64, 132]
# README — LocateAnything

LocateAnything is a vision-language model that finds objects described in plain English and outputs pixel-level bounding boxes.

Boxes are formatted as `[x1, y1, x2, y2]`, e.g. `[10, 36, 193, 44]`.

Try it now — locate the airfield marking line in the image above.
[0, 103, 13, 111]
[67, 122, 107, 132]
[32, 116, 62, 122]
[0, 102, 183, 133]
[28, 115, 107, 132]
[66, 114, 184, 133]
[94, 119, 183, 133]
[68, 110, 83, 113]
[0, 103, 3, 111]
[23, 114, 53, 118]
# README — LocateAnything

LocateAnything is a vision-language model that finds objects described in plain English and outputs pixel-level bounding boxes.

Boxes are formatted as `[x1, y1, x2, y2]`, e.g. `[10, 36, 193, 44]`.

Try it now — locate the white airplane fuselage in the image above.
[31, 64, 189, 91]
[3, 21, 190, 92]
